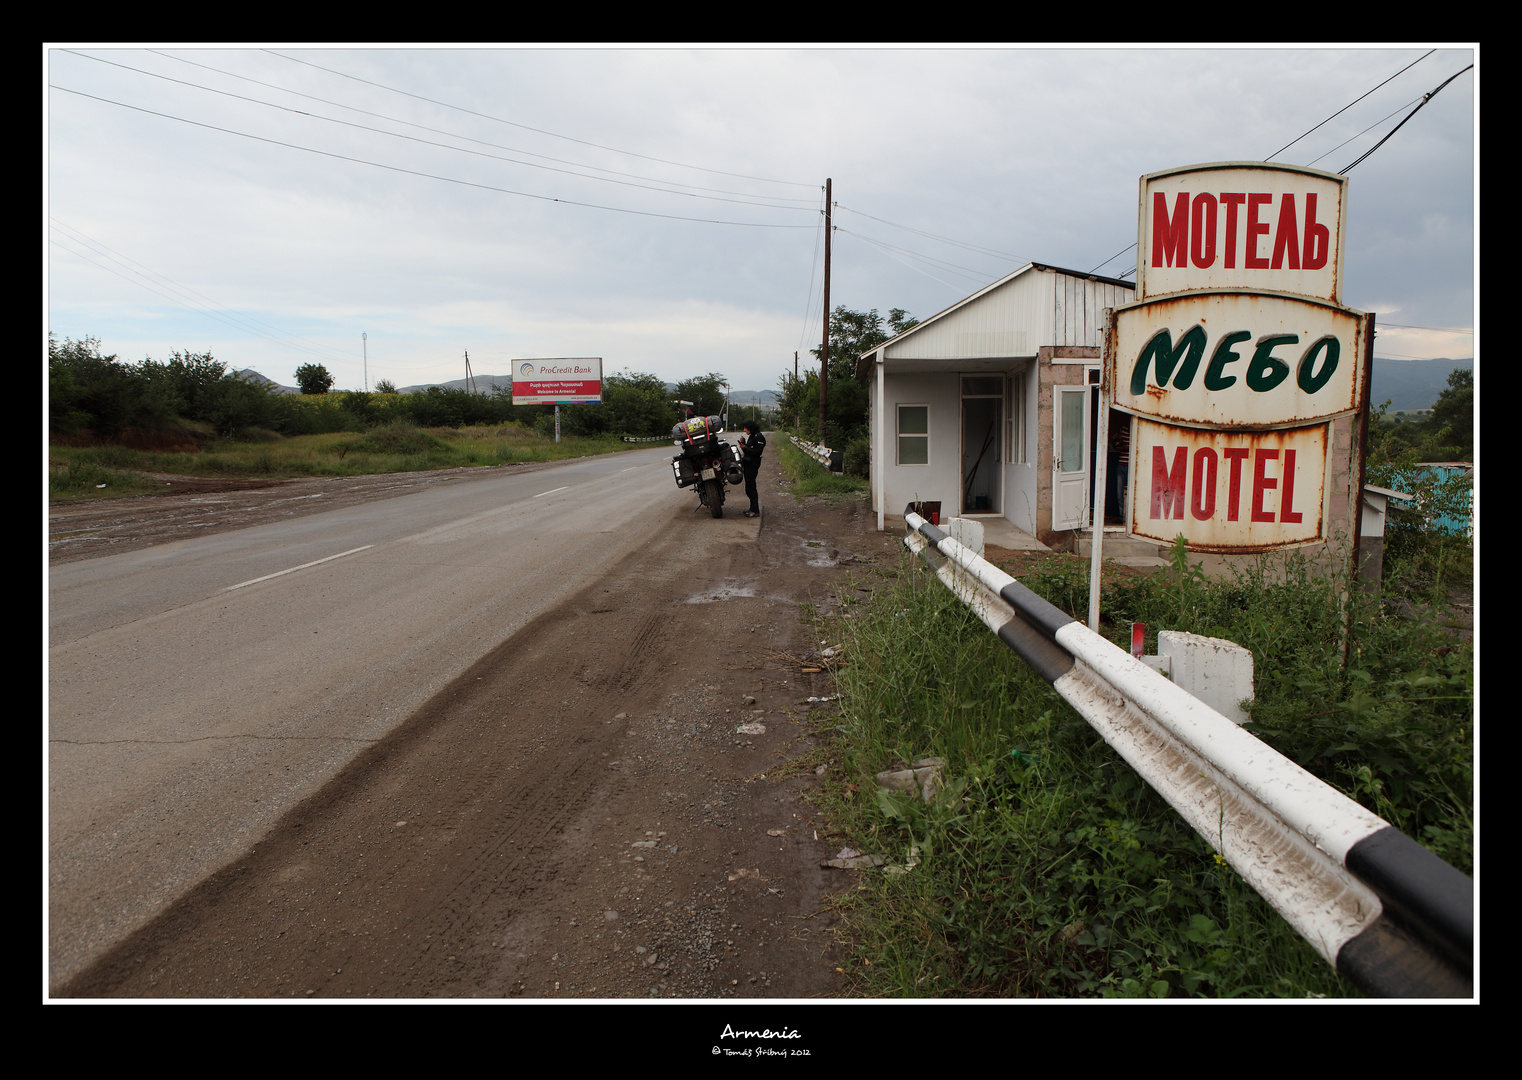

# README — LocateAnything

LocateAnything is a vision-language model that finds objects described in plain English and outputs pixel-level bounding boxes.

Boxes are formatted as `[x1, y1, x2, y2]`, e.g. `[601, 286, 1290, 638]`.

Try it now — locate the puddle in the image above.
[801, 539, 837, 567]
[685, 583, 757, 604]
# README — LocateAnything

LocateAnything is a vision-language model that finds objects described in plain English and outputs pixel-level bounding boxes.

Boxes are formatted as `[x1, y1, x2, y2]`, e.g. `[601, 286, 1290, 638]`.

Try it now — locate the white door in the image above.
[1053, 386, 1089, 530]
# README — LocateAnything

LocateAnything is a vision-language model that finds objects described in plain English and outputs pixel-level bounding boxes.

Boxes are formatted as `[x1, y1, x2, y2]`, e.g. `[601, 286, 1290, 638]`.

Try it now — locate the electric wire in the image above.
[99, 50, 819, 210]
[51, 84, 817, 231]
[1342, 65, 1473, 173]
[1265, 49, 1434, 162]
[834, 204, 1029, 264]
[263, 49, 818, 191]
[1378, 322, 1472, 335]
[1088, 57, 1472, 279]
[1306, 97, 1423, 168]
[59, 52, 816, 215]
[49, 218, 359, 364]
[835, 228, 998, 288]
[795, 195, 827, 355]
[49, 232, 354, 365]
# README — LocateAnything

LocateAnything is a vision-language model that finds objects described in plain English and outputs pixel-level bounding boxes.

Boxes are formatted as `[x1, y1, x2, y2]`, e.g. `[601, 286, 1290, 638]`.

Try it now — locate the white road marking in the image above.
[224, 546, 373, 591]
[533, 486, 570, 498]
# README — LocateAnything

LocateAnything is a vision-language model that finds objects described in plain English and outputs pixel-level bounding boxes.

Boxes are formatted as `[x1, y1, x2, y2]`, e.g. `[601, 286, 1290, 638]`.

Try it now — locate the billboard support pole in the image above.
[1089, 311, 1116, 632]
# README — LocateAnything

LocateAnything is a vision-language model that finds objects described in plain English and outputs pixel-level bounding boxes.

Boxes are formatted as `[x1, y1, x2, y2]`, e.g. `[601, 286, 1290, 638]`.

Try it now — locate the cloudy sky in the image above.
[45, 45, 1476, 395]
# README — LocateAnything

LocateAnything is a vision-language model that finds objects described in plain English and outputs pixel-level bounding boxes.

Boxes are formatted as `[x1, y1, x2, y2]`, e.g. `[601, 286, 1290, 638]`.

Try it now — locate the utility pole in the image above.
[819, 177, 832, 440]
[464, 350, 475, 394]
[363, 332, 367, 391]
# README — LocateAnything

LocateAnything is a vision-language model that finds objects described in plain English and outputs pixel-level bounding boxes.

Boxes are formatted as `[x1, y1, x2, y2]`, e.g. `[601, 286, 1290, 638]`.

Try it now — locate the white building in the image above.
[857, 262, 1133, 546]
[857, 260, 1362, 568]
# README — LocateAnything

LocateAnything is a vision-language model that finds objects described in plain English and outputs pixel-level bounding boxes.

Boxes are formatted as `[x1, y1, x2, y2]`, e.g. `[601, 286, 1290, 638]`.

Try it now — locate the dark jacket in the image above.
[740, 430, 766, 470]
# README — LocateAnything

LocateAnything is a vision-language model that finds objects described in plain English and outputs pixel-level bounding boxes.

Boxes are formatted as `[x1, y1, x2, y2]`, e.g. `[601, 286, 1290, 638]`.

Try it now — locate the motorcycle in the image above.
[670, 414, 744, 518]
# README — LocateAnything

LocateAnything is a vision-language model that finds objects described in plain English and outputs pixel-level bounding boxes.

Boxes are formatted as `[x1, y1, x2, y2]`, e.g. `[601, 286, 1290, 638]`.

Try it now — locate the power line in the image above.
[49, 226, 355, 364]
[1378, 322, 1473, 335]
[62, 51, 816, 215]
[835, 228, 997, 288]
[835, 204, 1029, 264]
[1088, 58, 1471, 277]
[51, 83, 818, 231]
[1306, 97, 1422, 168]
[1343, 65, 1473, 173]
[1265, 49, 1434, 162]
[134, 50, 821, 208]
[263, 49, 818, 191]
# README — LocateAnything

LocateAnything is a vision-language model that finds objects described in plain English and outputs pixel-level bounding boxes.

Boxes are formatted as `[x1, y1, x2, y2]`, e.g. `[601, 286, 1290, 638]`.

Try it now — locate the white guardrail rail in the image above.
[903, 507, 1473, 998]
[790, 435, 843, 472]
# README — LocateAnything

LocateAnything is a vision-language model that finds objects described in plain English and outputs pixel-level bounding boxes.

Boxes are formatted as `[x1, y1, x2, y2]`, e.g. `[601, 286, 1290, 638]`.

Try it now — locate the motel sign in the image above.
[1107, 162, 1371, 552]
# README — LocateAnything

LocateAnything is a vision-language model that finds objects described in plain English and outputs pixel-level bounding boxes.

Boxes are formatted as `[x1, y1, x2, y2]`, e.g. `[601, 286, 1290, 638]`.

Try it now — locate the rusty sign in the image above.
[1137, 162, 1347, 305]
[1111, 291, 1370, 428]
[1128, 418, 1328, 551]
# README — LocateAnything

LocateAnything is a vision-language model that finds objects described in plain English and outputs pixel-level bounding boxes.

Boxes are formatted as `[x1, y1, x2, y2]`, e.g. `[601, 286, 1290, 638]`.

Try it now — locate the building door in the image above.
[961, 376, 1002, 515]
[1053, 384, 1089, 530]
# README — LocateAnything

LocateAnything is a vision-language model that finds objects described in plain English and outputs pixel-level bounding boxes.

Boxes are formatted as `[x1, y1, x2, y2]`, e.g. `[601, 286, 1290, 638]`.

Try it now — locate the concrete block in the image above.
[1158, 630, 1254, 724]
[944, 517, 985, 557]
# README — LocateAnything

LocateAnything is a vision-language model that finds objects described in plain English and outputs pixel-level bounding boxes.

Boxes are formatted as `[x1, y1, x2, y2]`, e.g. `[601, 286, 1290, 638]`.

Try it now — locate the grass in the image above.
[776, 432, 868, 498]
[809, 533, 1472, 998]
[47, 423, 642, 501]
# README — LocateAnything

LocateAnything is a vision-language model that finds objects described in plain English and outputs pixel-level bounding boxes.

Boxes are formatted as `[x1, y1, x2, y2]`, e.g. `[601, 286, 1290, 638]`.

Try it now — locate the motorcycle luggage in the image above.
[673, 415, 724, 456]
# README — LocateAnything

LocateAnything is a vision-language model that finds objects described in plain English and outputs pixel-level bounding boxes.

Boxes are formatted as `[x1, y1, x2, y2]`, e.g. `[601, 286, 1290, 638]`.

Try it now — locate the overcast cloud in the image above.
[45, 45, 1476, 395]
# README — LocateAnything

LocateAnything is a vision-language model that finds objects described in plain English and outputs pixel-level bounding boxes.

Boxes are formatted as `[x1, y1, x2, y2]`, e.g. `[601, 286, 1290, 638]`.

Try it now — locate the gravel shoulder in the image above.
[53, 449, 902, 1000]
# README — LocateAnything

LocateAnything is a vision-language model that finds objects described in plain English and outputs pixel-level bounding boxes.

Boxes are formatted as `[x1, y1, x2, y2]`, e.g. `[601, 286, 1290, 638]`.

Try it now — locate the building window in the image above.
[897, 404, 929, 465]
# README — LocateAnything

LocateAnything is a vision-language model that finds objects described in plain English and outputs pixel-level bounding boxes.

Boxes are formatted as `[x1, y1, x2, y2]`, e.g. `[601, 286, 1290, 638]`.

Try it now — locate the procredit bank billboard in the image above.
[1107, 162, 1371, 552]
[511, 358, 603, 405]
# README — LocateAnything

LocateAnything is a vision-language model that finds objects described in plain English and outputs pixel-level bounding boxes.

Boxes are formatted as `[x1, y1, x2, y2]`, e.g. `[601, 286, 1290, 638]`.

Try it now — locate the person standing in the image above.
[739, 421, 766, 518]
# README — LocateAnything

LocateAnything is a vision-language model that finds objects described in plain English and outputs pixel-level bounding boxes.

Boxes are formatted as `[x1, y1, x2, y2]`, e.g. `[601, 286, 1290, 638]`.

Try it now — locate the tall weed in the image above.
[822, 539, 1472, 997]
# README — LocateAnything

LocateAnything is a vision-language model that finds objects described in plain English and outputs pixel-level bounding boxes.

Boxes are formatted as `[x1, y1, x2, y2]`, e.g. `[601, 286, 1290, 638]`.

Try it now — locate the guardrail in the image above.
[620, 434, 676, 444]
[902, 507, 1472, 998]
[790, 435, 843, 472]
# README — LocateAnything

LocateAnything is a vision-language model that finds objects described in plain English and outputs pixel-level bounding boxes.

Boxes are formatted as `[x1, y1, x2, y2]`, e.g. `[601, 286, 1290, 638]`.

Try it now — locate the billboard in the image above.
[511, 358, 603, 405]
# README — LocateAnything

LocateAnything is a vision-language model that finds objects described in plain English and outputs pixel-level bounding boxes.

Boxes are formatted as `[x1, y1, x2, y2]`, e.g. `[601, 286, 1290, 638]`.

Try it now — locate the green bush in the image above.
[842, 436, 870, 479]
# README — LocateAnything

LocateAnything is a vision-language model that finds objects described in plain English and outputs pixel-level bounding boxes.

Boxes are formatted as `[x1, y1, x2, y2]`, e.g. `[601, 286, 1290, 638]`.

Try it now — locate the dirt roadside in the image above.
[53, 447, 903, 1000]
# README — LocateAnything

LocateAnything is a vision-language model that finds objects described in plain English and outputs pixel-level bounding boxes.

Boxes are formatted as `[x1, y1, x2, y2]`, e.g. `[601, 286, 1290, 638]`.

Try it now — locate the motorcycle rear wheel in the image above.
[705, 477, 724, 518]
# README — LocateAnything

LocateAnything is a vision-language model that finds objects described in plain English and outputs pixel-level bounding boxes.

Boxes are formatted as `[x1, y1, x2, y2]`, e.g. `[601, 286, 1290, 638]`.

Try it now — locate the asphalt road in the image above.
[47, 446, 754, 991]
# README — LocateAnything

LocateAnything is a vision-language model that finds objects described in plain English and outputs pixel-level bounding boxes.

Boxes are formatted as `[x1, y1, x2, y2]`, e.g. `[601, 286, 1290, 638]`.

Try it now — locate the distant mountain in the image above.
[234, 369, 299, 395]
[1370, 357, 1472, 412]
[728, 390, 780, 406]
[661, 383, 778, 407]
[397, 374, 513, 395]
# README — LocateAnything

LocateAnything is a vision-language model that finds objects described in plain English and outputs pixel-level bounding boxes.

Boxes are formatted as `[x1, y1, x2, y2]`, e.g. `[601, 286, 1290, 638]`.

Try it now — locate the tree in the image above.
[805, 306, 919, 444]
[294, 363, 334, 395]
[1424, 367, 1472, 461]
[602, 370, 677, 436]
[374, 379, 397, 394]
[674, 372, 728, 418]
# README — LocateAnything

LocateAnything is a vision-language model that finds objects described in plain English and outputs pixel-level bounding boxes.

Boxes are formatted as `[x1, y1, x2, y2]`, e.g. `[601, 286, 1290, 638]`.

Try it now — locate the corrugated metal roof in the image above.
[855, 262, 1135, 378]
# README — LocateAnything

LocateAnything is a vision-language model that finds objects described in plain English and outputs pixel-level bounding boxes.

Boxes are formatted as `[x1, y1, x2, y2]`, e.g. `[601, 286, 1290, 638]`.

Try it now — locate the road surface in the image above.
[48, 446, 760, 990]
